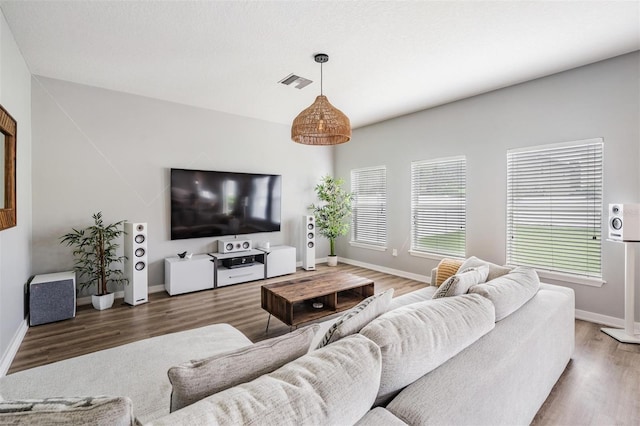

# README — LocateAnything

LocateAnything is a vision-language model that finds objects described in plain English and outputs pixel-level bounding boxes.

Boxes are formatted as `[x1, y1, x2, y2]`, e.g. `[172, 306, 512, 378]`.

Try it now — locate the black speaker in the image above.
[29, 271, 76, 326]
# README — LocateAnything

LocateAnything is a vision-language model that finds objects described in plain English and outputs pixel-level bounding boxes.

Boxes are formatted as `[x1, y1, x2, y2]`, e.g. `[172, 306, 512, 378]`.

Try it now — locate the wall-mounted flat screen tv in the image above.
[171, 168, 282, 240]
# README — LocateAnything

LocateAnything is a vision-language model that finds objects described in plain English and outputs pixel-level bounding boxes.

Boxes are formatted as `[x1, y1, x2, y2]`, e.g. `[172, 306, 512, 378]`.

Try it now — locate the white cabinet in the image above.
[164, 245, 297, 296]
[211, 249, 266, 287]
[265, 245, 296, 278]
[217, 263, 265, 287]
[165, 255, 214, 295]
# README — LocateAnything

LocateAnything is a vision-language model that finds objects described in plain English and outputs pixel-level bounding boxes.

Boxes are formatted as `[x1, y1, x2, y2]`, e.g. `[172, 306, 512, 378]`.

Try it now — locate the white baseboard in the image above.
[339, 257, 430, 284]
[0, 318, 28, 377]
[76, 284, 166, 306]
[575, 309, 640, 333]
[295, 256, 429, 283]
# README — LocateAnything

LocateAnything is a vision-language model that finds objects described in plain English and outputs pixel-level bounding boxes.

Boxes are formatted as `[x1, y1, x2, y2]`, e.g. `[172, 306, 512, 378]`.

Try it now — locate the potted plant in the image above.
[309, 175, 353, 266]
[60, 212, 128, 310]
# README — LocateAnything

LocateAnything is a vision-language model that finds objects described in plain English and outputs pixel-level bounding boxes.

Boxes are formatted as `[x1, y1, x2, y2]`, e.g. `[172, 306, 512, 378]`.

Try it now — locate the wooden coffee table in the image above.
[261, 271, 374, 331]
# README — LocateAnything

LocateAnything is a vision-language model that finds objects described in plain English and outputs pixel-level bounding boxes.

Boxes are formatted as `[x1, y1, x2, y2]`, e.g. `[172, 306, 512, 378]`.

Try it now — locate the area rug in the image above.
[0, 323, 251, 423]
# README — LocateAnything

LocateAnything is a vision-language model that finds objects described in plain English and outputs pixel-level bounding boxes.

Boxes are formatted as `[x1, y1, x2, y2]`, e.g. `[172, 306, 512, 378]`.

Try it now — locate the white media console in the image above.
[164, 245, 296, 296]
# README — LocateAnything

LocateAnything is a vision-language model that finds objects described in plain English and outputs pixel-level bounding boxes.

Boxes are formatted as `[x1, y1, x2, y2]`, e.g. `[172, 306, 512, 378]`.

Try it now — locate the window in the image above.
[506, 139, 603, 278]
[410, 156, 466, 257]
[351, 166, 387, 248]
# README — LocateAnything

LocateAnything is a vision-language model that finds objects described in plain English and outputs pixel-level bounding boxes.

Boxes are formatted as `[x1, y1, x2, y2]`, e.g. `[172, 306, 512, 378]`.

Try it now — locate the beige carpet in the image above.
[0, 324, 252, 424]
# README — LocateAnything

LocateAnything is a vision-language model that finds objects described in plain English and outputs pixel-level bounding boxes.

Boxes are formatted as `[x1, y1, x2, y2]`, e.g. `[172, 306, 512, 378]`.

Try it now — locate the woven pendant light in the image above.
[291, 54, 351, 145]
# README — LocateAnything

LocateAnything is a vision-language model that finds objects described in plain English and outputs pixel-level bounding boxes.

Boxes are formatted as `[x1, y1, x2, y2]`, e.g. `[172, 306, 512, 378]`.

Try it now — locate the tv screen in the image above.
[171, 168, 282, 240]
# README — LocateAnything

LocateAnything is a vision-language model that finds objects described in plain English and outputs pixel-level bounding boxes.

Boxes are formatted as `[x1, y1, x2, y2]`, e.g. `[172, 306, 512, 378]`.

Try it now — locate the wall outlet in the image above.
[392, 248, 398, 257]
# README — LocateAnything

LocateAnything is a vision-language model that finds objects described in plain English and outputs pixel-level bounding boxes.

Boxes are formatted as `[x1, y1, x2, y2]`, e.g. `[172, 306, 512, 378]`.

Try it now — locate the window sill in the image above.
[349, 241, 387, 252]
[530, 269, 605, 288]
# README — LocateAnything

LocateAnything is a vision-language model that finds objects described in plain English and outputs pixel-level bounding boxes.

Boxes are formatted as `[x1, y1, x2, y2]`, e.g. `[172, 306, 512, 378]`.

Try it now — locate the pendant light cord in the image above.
[320, 61, 323, 96]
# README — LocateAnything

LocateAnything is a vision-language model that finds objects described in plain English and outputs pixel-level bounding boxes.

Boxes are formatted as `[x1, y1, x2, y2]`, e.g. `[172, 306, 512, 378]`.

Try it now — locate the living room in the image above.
[0, 1, 638, 424]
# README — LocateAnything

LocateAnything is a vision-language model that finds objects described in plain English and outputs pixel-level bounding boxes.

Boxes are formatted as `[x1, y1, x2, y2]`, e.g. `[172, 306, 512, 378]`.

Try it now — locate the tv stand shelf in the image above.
[164, 245, 296, 296]
[211, 249, 266, 288]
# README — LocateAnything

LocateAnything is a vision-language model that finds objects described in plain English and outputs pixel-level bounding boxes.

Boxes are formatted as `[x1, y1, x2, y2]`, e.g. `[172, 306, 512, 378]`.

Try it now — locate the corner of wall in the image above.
[0, 9, 33, 372]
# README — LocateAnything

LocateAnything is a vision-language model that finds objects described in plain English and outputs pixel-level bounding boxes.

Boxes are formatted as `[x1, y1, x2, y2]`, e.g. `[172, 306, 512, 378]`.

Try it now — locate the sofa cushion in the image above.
[469, 266, 540, 321]
[316, 289, 394, 348]
[0, 396, 135, 426]
[432, 264, 489, 299]
[354, 407, 408, 426]
[168, 324, 318, 412]
[359, 294, 495, 405]
[434, 258, 464, 286]
[389, 287, 436, 311]
[459, 256, 513, 281]
[149, 334, 382, 426]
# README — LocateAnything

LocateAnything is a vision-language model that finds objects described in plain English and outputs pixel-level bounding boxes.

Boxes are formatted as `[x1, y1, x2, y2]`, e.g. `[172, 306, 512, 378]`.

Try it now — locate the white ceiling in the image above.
[1, 1, 638, 129]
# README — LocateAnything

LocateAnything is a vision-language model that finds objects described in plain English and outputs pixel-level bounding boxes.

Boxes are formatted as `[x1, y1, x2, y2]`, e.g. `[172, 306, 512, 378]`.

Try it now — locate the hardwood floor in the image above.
[532, 319, 640, 425]
[9, 263, 424, 374]
[8, 263, 640, 424]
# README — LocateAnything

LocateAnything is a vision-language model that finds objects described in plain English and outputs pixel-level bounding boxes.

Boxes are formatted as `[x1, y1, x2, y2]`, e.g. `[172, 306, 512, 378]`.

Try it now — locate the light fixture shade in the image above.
[291, 95, 351, 145]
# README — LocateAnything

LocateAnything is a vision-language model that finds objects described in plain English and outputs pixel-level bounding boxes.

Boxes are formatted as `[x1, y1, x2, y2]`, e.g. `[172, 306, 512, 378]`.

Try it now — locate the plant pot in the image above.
[92, 293, 115, 311]
[327, 255, 338, 267]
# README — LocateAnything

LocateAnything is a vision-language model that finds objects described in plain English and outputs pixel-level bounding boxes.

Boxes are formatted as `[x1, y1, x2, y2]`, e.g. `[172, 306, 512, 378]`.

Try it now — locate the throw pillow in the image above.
[468, 266, 540, 321]
[434, 258, 464, 286]
[0, 396, 135, 426]
[155, 335, 382, 426]
[359, 294, 495, 406]
[432, 265, 489, 299]
[459, 256, 513, 282]
[316, 288, 394, 349]
[168, 323, 319, 412]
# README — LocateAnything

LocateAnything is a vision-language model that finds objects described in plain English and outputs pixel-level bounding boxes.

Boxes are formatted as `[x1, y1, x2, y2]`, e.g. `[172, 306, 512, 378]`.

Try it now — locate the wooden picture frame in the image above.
[0, 104, 16, 231]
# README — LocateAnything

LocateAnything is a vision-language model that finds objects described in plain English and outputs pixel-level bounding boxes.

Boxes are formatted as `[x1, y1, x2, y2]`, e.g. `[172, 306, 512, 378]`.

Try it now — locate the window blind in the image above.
[506, 139, 603, 277]
[351, 166, 387, 247]
[411, 156, 466, 257]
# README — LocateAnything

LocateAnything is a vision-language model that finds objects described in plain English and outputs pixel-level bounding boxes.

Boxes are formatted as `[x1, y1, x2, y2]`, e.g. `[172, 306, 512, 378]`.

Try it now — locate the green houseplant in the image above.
[60, 212, 128, 310]
[309, 175, 353, 266]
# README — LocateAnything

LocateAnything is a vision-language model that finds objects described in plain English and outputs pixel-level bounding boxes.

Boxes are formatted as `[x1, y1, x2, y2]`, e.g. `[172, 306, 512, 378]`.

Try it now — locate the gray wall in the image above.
[335, 52, 640, 320]
[0, 11, 32, 363]
[31, 77, 333, 291]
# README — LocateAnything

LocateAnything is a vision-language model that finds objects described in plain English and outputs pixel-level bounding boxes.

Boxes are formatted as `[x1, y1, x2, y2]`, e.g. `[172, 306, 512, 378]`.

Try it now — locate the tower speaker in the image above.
[124, 222, 148, 305]
[609, 203, 640, 242]
[302, 215, 316, 271]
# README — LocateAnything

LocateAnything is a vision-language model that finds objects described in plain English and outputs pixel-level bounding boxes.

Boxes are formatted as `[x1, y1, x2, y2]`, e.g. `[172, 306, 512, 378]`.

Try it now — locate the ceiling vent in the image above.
[278, 73, 313, 89]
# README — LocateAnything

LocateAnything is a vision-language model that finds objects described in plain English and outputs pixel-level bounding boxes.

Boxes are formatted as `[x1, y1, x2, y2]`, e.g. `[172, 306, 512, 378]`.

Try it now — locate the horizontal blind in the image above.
[506, 139, 603, 277]
[351, 166, 387, 247]
[411, 156, 466, 257]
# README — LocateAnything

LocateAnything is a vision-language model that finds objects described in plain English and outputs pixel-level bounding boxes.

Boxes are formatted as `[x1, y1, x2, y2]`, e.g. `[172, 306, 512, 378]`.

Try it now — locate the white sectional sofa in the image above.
[367, 283, 574, 425]
[0, 261, 575, 425]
